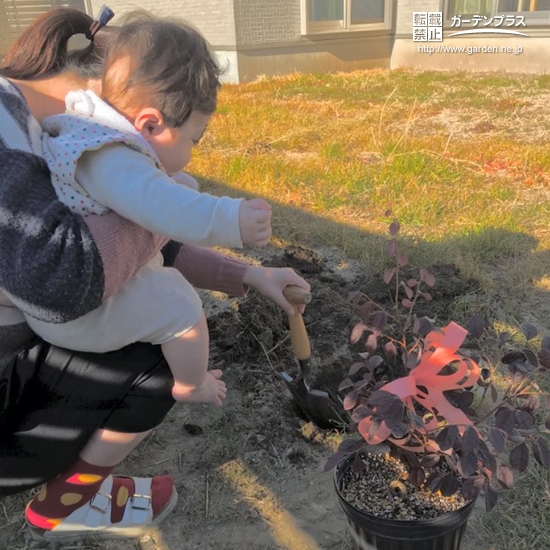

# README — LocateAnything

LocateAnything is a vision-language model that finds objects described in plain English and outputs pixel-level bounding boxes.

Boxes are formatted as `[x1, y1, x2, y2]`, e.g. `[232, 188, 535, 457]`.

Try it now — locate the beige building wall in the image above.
[88, 0, 241, 80]
[228, 0, 392, 82]
[88, 0, 237, 46]
[234, 0, 301, 45]
[392, 35, 548, 73]
[235, 34, 392, 83]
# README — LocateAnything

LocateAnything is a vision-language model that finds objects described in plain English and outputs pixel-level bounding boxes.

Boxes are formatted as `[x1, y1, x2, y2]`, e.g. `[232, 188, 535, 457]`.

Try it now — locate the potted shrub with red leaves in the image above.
[326, 221, 550, 550]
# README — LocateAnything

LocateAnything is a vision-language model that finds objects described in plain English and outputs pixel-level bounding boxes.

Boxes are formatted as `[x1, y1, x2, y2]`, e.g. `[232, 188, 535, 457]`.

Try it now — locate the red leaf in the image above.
[339, 439, 364, 453]
[368, 355, 384, 370]
[521, 395, 541, 412]
[421, 453, 440, 468]
[408, 410, 426, 432]
[515, 410, 534, 430]
[383, 267, 396, 285]
[397, 253, 408, 267]
[422, 292, 433, 302]
[538, 349, 550, 370]
[425, 473, 442, 492]
[368, 390, 400, 411]
[354, 379, 371, 392]
[350, 323, 367, 344]
[533, 437, 550, 469]
[404, 350, 419, 370]
[389, 221, 400, 236]
[436, 426, 458, 451]
[467, 314, 485, 339]
[425, 441, 440, 453]
[348, 362, 365, 376]
[352, 452, 366, 473]
[324, 451, 347, 471]
[402, 299, 414, 308]
[488, 428, 507, 453]
[384, 341, 397, 357]
[495, 409, 516, 434]
[351, 406, 372, 424]
[461, 475, 485, 500]
[462, 426, 480, 453]
[370, 311, 387, 335]
[419, 268, 436, 287]
[497, 465, 514, 489]
[359, 301, 375, 324]
[440, 474, 459, 497]
[522, 348, 538, 367]
[365, 334, 378, 354]
[459, 451, 478, 477]
[520, 322, 538, 341]
[509, 442, 529, 472]
[338, 378, 354, 392]
[343, 390, 359, 411]
[408, 468, 425, 488]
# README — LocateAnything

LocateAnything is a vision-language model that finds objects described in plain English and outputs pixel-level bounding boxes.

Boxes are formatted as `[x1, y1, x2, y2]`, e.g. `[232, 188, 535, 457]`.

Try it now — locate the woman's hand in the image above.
[242, 266, 310, 316]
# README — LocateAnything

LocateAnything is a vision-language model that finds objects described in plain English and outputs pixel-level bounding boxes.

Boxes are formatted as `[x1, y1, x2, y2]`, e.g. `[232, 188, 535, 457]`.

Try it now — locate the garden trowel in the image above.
[281, 286, 344, 429]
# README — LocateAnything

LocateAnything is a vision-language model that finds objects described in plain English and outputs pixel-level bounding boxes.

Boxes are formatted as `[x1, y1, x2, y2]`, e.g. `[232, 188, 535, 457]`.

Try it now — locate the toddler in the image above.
[27, 15, 273, 407]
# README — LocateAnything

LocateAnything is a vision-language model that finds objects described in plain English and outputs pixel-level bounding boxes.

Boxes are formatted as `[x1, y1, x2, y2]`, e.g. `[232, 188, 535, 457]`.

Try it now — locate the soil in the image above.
[337, 451, 468, 521]
[0, 245, 482, 550]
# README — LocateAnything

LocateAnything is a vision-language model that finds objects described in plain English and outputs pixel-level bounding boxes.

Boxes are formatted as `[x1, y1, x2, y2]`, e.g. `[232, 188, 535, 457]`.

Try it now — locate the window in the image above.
[498, 0, 550, 18]
[447, 0, 550, 24]
[302, 0, 391, 35]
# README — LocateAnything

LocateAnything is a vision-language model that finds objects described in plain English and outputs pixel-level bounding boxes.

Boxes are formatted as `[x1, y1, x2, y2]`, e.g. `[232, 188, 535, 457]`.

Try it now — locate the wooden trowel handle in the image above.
[283, 286, 311, 361]
[282, 285, 311, 306]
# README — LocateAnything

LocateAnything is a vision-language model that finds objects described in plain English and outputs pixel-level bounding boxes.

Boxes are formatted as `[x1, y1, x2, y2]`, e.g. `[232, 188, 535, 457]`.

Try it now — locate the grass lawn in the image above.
[189, 68, 550, 550]
[192, 68, 550, 333]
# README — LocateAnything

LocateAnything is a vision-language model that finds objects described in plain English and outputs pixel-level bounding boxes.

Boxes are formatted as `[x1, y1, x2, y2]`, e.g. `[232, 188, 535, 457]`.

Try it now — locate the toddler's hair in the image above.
[102, 14, 221, 128]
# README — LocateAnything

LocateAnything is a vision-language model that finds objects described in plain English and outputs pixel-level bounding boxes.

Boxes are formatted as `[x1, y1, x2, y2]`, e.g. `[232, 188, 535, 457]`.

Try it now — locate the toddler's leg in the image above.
[162, 312, 226, 406]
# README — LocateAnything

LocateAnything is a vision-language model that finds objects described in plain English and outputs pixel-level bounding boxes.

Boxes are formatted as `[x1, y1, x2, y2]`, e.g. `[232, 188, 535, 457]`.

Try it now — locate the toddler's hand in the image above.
[239, 198, 272, 247]
[171, 369, 227, 407]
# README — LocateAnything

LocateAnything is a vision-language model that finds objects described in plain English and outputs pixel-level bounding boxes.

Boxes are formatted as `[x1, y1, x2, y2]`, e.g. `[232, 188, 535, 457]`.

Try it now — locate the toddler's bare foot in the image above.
[172, 370, 226, 406]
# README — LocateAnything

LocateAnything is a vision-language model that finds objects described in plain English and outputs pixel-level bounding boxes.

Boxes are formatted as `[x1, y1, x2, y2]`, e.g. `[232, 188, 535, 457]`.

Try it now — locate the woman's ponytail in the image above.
[1, 9, 100, 79]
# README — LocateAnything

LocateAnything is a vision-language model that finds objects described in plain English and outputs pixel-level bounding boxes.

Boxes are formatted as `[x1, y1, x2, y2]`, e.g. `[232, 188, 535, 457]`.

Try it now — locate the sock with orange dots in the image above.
[25, 457, 175, 530]
[25, 458, 114, 530]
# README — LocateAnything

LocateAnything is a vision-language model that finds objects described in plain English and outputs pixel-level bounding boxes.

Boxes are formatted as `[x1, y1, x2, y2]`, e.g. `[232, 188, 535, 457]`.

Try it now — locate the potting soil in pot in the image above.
[340, 452, 469, 521]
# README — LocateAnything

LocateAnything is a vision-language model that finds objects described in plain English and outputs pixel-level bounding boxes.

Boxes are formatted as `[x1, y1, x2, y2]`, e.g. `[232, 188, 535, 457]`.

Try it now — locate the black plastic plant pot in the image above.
[334, 455, 476, 550]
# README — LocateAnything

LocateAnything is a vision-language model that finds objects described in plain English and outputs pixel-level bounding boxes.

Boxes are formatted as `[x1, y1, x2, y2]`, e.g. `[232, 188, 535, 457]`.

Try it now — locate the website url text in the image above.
[418, 45, 523, 55]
